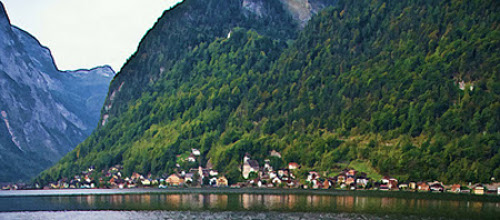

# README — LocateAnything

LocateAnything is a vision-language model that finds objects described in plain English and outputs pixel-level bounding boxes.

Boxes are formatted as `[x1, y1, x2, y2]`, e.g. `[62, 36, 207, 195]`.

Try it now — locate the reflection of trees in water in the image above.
[57, 192, 497, 217]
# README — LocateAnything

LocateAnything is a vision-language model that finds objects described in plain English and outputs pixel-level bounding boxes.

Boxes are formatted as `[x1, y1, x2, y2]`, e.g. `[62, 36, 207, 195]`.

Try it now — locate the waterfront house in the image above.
[210, 177, 218, 186]
[409, 182, 417, 190]
[484, 183, 500, 194]
[381, 176, 398, 188]
[472, 184, 485, 195]
[399, 183, 409, 190]
[450, 184, 461, 193]
[141, 179, 151, 186]
[217, 176, 229, 187]
[418, 182, 430, 191]
[379, 183, 389, 191]
[166, 173, 184, 186]
[429, 182, 444, 192]
[323, 179, 332, 189]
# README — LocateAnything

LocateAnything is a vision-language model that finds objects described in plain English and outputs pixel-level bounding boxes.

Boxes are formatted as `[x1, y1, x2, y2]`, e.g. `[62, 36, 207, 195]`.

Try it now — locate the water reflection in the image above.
[3, 192, 498, 219]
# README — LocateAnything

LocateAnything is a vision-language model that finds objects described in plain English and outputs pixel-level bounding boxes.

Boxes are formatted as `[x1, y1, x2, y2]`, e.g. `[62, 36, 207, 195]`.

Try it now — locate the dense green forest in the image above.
[37, 0, 500, 185]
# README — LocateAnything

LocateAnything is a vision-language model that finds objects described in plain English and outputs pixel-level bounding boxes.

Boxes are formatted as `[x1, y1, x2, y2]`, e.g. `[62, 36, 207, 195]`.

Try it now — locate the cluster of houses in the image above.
[235, 151, 500, 195]
[4, 149, 500, 196]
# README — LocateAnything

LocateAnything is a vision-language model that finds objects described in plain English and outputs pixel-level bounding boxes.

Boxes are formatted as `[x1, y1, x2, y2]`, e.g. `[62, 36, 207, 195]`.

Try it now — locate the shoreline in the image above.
[1, 188, 499, 203]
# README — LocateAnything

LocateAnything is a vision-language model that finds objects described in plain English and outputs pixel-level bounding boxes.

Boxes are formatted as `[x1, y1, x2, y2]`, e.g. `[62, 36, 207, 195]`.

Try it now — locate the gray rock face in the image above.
[0, 3, 115, 182]
[279, 0, 336, 27]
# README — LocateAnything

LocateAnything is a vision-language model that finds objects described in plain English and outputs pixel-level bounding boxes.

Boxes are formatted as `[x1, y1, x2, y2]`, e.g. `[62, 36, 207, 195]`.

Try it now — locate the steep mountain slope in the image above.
[38, 0, 499, 185]
[100, 0, 333, 126]
[0, 3, 115, 182]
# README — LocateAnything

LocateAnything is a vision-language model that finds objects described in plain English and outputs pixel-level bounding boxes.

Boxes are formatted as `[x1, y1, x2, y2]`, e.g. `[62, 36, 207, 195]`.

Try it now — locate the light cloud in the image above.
[3, 0, 182, 71]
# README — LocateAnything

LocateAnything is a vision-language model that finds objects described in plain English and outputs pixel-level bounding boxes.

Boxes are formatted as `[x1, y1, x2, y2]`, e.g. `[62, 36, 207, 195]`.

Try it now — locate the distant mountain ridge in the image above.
[0, 2, 115, 182]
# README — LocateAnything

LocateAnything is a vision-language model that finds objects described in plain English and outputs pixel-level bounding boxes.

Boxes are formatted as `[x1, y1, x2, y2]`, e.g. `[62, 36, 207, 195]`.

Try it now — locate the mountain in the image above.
[0, 3, 115, 182]
[100, 0, 334, 127]
[38, 0, 499, 185]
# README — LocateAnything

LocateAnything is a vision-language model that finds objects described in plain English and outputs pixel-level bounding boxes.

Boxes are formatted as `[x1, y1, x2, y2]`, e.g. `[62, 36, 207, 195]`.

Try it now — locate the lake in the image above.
[0, 188, 499, 219]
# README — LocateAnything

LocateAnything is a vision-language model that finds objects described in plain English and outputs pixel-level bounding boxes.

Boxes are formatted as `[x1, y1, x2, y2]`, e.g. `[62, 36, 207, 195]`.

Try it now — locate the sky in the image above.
[2, 0, 183, 72]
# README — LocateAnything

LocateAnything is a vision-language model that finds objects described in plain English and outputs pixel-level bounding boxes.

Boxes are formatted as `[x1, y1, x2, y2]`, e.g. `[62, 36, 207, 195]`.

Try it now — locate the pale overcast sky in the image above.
[2, 0, 183, 72]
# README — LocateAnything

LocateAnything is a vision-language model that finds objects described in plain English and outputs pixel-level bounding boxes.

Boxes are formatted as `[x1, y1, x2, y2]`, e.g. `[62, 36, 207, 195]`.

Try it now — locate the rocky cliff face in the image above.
[0, 3, 115, 182]
[279, 0, 335, 27]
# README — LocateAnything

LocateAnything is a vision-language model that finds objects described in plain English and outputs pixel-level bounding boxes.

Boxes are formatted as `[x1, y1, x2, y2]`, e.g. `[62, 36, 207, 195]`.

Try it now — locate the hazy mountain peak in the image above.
[0, 3, 115, 182]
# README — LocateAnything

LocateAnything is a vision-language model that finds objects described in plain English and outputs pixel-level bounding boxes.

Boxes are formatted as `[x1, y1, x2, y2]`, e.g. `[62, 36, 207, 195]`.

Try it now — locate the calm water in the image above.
[0, 189, 499, 219]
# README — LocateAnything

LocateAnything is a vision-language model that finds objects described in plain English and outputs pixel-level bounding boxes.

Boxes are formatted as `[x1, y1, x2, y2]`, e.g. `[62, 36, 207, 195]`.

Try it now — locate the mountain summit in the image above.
[0, 2, 115, 182]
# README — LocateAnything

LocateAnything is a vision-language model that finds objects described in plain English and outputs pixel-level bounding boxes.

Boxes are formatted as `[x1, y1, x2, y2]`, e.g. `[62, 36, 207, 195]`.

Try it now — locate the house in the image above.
[166, 174, 184, 186]
[272, 177, 282, 186]
[450, 184, 461, 193]
[347, 169, 358, 177]
[399, 183, 409, 190]
[336, 174, 346, 183]
[409, 182, 417, 190]
[484, 183, 500, 194]
[187, 153, 196, 162]
[249, 178, 261, 187]
[209, 177, 218, 186]
[209, 170, 219, 177]
[184, 173, 194, 184]
[472, 184, 485, 195]
[356, 177, 370, 188]
[459, 81, 465, 90]
[379, 184, 389, 191]
[381, 176, 398, 190]
[312, 180, 322, 189]
[141, 179, 151, 186]
[323, 179, 332, 189]
[345, 177, 355, 186]
[131, 172, 142, 180]
[288, 162, 300, 170]
[277, 169, 289, 178]
[192, 148, 201, 156]
[242, 154, 259, 179]
[429, 182, 444, 192]
[417, 182, 430, 191]
[269, 171, 277, 179]
[217, 176, 229, 187]
[270, 150, 281, 158]
[307, 171, 320, 182]
[381, 176, 398, 184]
[263, 159, 273, 172]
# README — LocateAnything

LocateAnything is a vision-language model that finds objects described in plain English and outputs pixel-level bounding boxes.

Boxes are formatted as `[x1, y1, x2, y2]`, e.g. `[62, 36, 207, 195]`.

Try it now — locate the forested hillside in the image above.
[37, 0, 500, 185]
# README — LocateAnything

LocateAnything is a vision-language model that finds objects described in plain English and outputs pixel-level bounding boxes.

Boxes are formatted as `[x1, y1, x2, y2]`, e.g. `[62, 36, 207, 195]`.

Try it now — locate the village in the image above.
[3, 149, 500, 196]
